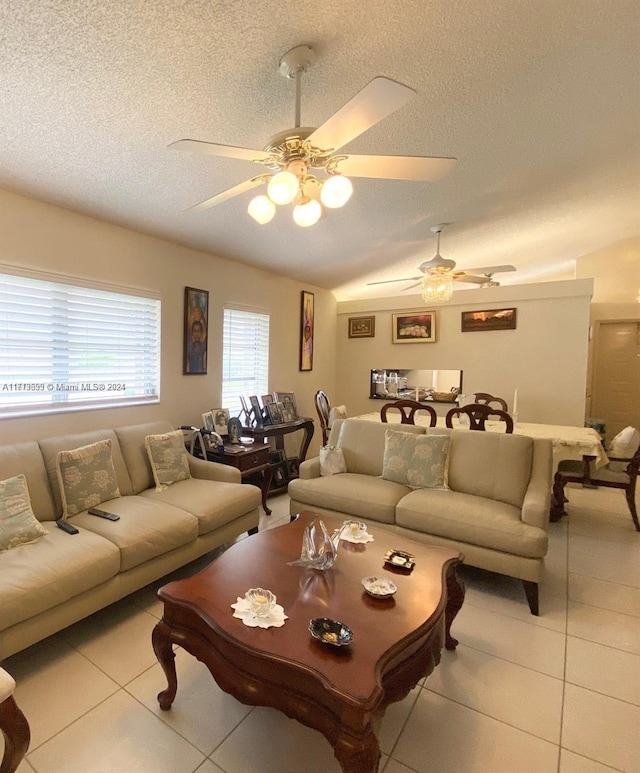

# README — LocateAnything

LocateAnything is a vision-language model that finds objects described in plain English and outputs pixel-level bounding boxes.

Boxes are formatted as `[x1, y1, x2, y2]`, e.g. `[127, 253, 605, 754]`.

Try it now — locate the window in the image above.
[222, 307, 269, 417]
[0, 270, 161, 417]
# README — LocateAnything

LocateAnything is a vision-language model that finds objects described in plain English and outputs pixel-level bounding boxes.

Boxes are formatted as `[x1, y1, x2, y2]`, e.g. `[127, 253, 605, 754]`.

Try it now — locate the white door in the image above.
[591, 320, 640, 440]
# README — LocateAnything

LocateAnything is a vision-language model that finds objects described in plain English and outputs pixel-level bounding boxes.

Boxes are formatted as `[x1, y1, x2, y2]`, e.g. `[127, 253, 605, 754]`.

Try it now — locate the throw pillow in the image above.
[607, 426, 640, 472]
[56, 439, 121, 517]
[382, 430, 450, 489]
[145, 430, 192, 491]
[319, 445, 347, 476]
[0, 474, 48, 551]
[328, 405, 348, 426]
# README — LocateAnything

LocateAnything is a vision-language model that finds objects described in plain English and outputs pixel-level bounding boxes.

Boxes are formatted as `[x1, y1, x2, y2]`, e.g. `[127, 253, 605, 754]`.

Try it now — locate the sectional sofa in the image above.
[288, 418, 553, 614]
[0, 421, 261, 660]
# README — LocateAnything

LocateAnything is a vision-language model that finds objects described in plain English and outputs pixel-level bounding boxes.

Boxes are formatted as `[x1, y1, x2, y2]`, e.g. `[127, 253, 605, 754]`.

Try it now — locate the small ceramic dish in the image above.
[362, 576, 397, 598]
[384, 550, 416, 571]
[309, 617, 354, 647]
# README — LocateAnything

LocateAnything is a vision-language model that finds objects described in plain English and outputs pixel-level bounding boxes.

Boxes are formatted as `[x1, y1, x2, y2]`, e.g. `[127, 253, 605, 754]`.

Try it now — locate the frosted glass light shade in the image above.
[267, 171, 300, 205]
[247, 195, 276, 224]
[320, 175, 353, 208]
[421, 273, 453, 303]
[293, 197, 322, 227]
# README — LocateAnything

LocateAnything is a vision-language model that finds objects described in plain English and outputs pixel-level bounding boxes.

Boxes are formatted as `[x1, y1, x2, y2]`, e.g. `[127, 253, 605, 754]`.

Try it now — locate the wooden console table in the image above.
[202, 442, 272, 515]
[243, 417, 315, 494]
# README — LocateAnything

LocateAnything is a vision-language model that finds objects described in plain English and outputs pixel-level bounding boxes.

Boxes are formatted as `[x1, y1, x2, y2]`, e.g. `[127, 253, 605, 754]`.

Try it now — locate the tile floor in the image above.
[3, 486, 639, 773]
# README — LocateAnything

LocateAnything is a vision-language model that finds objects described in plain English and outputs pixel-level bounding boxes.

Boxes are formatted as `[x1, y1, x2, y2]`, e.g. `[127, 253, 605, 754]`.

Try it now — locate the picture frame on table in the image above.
[392, 311, 437, 344]
[461, 308, 517, 332]
[281, 403, 296, 423]
[272, 461, 288, 488]
[300, 290, 314, 371]
[212, 408, 230, 436]
[274, 392, 297, 418]
[261, 394, 274, 405]
[201, 412, 214, 432]
[348, 316, 375, 338]
[266, 402, 284, 425]
[183, 287, 209, 375]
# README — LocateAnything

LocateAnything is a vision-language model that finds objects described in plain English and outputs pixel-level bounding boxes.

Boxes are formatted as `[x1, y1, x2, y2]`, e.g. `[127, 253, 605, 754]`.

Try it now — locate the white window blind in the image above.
[222, 307, 269, 417]
[0, 271, 161, 417]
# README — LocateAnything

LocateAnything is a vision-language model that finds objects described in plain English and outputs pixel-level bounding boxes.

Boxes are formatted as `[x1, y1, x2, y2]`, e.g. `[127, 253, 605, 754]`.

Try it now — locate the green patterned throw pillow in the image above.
[382, 430, 450, 489]
[145, 430, 192, 491]
[0, 474, 48, 551]
[56, 439, 121, 517]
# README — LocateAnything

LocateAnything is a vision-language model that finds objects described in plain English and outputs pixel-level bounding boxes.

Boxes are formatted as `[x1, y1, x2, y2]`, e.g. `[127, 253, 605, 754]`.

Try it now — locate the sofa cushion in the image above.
[1, 527, 121, 629]
[382, 431, 450, 489]
[337, 419, 425, 477]
[288, 473, 410, 524]
[0, 441, 58, 522]
[0, 474, 48, 551]
[56, 439, 121, 517]
[145, 430, 191, 491]
[71, 495, 198, 571]
[396, 488, 548, 559]
[447, 431, 533, 508]
[39, 429, 134, 515]
[140, 478, 261, 535]
[114, 421, 175, 494]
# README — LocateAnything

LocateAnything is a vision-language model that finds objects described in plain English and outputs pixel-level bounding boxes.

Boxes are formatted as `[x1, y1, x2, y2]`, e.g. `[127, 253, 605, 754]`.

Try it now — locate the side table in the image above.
[205, 442, 273, 515]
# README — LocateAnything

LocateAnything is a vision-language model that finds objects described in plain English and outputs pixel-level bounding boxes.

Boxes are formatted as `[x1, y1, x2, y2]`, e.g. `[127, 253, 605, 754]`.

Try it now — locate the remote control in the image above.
[56, 518, 79, 535]
[88, 507, 120, 521]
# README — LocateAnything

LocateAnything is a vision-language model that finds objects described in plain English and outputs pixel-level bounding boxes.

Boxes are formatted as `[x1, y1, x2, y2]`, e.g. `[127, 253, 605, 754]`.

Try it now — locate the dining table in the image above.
[352, 412, 609, 472]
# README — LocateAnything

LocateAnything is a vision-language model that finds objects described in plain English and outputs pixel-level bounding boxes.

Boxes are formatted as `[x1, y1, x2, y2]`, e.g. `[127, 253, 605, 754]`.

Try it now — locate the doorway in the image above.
[591, 320, 640, 440]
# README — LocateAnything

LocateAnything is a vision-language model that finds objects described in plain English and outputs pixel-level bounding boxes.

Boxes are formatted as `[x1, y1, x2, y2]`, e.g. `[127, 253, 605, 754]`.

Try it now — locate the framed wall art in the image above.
[461, 308, 517, 332]
[300, 290, 314, 371]
[348, 316, 375, 338]
[392, 311, 437, 343]
[183, 286, 209, 375]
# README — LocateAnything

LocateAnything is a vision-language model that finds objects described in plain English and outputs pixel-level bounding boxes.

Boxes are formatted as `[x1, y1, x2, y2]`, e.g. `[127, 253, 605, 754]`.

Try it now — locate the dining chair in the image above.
[552, 438, 640, 531]
[314, 390, 331, 445]
[0, 667, 30, 773]
[473, 392, 509, 412]
[446, 403, 514, 433]
[380, 399, 437, 426]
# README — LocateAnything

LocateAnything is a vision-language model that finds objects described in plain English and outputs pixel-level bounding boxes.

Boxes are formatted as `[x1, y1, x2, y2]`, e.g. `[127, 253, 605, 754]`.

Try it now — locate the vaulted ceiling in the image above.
[1, 1, 638, 300]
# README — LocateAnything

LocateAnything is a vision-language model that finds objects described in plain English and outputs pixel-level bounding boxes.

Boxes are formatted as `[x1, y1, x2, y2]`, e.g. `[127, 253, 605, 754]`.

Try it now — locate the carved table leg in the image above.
[333, 727, 381, 773]
[152, 621, 177, 711]
[445, 562, 465, 650]
[0, 695, 30, 773]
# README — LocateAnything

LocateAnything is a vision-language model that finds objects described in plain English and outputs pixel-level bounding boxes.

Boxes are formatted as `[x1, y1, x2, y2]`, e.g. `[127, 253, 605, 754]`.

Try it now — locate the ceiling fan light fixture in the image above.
[320, 174, 353, 209]
[421, 273, 453, 304]
[247, 194, 276, 224]
[267, 170, 300, 205]
[293, 196, 322, 227]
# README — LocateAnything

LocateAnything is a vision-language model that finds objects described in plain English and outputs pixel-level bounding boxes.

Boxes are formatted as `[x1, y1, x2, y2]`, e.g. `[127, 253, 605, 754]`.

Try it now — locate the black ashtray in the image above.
[384, 549, 416, 572]
[309, 617, 354, 647]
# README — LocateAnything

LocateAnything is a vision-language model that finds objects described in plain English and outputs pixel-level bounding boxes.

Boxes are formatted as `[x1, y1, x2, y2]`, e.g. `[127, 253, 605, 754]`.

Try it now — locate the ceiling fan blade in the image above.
[170, 139, 269, 163]
[336, 153, 456, 181]
[402, 281, 422, 291]
[453, 274, 489, 284]
[367, 276, 421, 286]
[459, 264, 517, 275]
[186, 177, 266, 213]
[307, 77, 416, 152]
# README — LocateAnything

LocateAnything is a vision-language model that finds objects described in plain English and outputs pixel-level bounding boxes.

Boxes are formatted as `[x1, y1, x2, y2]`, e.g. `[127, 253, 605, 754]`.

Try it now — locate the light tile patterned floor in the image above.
[3, 487, 639, 773]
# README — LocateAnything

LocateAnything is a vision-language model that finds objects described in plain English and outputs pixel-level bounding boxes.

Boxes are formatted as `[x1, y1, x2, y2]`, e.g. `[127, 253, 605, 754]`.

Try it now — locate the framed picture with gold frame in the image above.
[348, 316, 375, 338]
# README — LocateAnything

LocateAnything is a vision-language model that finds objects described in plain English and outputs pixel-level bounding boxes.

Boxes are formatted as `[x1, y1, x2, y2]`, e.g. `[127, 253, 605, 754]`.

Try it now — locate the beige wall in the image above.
[576, 237, 640, 304]
[0, 189, 336, 457]
[335, 280, 593, 426]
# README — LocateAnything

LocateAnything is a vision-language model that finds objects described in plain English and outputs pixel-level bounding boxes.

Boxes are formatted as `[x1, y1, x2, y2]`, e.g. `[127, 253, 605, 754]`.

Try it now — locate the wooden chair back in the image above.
[446, 403, 514, 433]
[314, 390, 331, 445]
[474, 392, 509, 412]
[380, 400, 437, 426]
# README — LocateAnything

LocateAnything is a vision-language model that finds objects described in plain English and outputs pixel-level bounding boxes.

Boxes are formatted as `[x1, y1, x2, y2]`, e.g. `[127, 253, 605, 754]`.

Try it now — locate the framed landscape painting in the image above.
[461, 308, 517, 332]
[392, 311, 436, 343]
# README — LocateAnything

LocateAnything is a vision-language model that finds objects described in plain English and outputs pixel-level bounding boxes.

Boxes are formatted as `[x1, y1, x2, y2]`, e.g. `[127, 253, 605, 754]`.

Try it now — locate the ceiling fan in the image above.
[169, 45, 457, 227]
[367, 224, 516, 297]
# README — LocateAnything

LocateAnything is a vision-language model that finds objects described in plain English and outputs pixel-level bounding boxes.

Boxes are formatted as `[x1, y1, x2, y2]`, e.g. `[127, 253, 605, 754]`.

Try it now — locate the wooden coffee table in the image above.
[152, 512, 464, 773]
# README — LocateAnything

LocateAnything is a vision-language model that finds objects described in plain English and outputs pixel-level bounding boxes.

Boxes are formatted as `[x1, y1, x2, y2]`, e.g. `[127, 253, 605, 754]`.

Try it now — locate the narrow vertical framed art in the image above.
[183, 287, 209, 375]
[300, 290, 314, 371]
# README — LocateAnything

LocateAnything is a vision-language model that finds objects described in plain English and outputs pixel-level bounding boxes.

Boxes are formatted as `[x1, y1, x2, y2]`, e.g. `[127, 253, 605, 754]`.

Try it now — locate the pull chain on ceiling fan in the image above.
[170, 44, 457, 227]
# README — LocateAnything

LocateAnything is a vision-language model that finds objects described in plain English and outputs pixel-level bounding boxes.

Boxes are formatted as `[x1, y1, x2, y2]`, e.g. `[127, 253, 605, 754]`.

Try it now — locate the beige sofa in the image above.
[288, 418, 553, 614]
[0, 421, 260, 660]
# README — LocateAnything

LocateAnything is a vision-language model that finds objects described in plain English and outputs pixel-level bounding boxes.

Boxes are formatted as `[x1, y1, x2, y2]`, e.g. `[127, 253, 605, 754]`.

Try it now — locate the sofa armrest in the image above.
[521, 438, 553, 529]
[299, 457, 321, 479]
[187, 455, 241, 483]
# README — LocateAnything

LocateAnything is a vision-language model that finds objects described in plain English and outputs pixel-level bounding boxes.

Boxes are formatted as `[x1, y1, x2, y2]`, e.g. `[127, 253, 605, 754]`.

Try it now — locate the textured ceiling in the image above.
[1, 1, 638, 300]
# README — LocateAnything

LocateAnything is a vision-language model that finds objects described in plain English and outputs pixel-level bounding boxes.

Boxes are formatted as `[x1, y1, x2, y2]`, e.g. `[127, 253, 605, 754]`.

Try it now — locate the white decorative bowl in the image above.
[361, 576, 397, 598]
